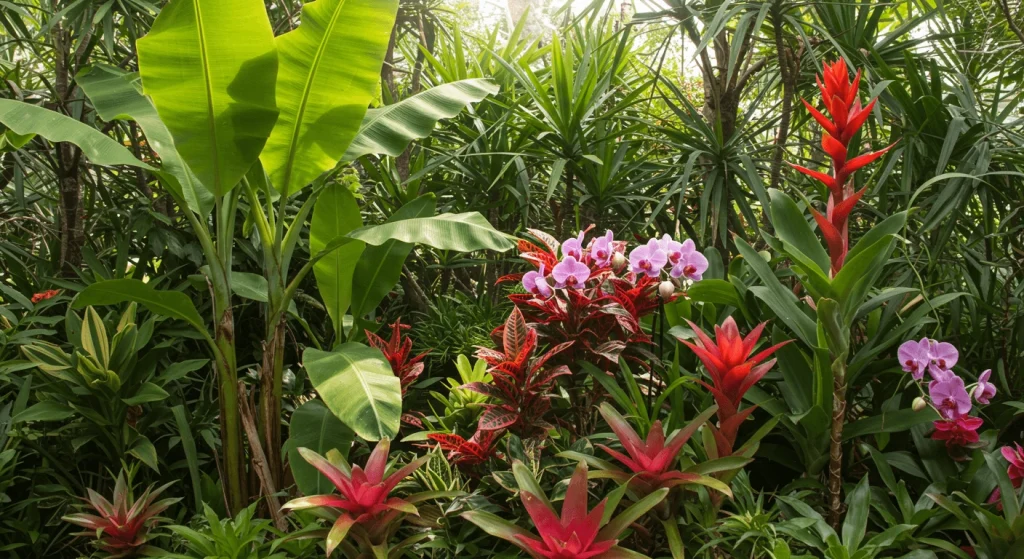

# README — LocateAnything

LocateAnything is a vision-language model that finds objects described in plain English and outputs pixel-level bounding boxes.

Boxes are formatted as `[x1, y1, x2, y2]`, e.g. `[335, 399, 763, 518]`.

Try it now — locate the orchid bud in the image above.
[912, 397, 927, 412]
[611, 251, 626, 271]
[659, 280, 675, 300]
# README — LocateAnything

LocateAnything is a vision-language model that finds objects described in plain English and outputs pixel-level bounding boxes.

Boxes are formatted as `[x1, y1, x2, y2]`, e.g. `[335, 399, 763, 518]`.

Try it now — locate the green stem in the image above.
[212, 191, 246, 514]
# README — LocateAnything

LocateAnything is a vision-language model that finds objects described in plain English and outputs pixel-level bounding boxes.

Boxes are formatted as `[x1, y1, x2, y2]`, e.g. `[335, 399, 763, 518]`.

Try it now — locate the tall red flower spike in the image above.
[428, 428, 501, 467]
[677, 317, 791, 457]
[62, 473, 178, 558]
[365, 320, 429, 394]
[283, 439, 427, 556]
[790, 59, 896, 275]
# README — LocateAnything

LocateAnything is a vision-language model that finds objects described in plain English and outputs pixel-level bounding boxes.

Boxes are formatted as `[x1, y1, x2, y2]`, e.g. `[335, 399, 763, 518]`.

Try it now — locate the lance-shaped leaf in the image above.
[343, 79, 500, 162]
[310, 185, 365, 336]
[137, 0, 279, 196]
[261, 0, 398, 196]
[350, 195, 435, 320]
[348, 212, 516, 252]
[303, 343, 402, 441]
[0, 100, 152, 170]
[76, 64, 213, 216]
[73, 279, 207, 337]
[285, 399, 353, 496]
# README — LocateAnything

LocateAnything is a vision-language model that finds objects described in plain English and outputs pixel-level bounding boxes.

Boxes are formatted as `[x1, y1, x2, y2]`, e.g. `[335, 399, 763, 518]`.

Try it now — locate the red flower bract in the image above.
[515, 462, 616, 559]
[678, 317, 791, 456]
[62, 473, 178, 558]
[596, 403, 714, 495]
[31, 289, 61, 303]
[790, 59, 896, 275]
[283, 439, 427, 556]
[365, 320, 429, 394]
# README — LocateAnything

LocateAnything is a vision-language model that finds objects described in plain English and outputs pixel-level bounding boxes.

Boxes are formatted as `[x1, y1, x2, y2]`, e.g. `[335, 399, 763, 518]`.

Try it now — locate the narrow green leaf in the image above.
[348, 212, 515, 252]
[350, 195, 435, 319]
[73, 279, 207, 337]
[311, 185, 365, 336]
[13, 401, 74, 423]
[286, 399, 354, 496]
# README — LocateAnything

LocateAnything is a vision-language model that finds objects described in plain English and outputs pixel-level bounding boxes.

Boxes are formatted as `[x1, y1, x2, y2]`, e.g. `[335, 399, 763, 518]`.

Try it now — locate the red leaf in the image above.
[787, 162, 838, 195]
[496, 273, 525, 285]
[800, 98, 838, 138]
[478, 407, 518, 431]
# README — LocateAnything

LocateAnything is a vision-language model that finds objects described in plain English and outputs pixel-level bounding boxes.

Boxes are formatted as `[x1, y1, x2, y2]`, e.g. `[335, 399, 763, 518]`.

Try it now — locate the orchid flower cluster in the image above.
[899, 338, 995, 453]
[520, 229, 709, 299]
[504, 228, 709, 373]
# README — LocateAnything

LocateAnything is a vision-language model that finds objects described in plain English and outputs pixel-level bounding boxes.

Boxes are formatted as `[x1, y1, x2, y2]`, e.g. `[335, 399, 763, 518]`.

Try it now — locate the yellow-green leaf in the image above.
[260, 0, 399, 196]
[137, 0, 278, 196]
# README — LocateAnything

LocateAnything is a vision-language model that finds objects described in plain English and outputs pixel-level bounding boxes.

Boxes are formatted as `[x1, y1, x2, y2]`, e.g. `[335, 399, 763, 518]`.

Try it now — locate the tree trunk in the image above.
[52, 22, 83, 276]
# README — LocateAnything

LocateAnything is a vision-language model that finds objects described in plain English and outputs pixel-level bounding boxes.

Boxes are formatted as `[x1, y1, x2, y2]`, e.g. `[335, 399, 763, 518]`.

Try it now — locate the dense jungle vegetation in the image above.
[0, 0, 1022, 557]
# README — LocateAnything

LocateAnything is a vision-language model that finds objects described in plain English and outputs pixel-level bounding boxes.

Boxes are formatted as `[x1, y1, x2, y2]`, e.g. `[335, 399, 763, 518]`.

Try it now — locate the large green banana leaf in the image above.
[137, 0, 278, 197]
[0, 100, 151, 170]
[303, 343, 401, 441]
[260, 0, 398, 196]
[76, 65, 213, 216]
[343, 78, 499, 162]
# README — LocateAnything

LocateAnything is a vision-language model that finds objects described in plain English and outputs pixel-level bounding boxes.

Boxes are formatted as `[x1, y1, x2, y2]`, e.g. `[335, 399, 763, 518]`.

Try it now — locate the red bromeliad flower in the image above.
[31, 289, 61, 303]
[515, 463, 614, 559]
[428, 428, 501, 467]
[677, 317, 791, 457]
[62, 473, 178, 558]
[365, 320, 429, 394]
[283, 439, 427, 555]
[463, 461, 667, 559]
[463, 307, 573, 437]
[790, 59, 896, 275]
[595, 403, 722, 496]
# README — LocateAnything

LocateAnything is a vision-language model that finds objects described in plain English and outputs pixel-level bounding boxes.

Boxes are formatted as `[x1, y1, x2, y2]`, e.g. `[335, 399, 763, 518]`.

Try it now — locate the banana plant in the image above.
[0, 0, 506, 512]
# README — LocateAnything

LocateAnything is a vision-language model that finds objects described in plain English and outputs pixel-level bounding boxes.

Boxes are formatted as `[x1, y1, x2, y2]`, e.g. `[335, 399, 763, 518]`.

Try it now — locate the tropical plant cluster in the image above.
[0, 0, 1022, 557]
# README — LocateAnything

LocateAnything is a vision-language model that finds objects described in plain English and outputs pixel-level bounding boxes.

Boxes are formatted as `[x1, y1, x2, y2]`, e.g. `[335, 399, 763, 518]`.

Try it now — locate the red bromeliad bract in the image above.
[62, 473, 178, 558]
[596, 403, 717, 495]
[282, 439, 427, 556]
[515, 463, 614, 559]
[365, 320, 429, 394]
[677, 317, 791, 456]
[789, 59, 895, 275]
[428, 428, 501, 467]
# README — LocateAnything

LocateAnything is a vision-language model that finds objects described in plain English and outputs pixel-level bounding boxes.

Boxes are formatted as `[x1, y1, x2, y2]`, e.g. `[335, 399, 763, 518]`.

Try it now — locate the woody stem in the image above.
[827, 357, 847, 529]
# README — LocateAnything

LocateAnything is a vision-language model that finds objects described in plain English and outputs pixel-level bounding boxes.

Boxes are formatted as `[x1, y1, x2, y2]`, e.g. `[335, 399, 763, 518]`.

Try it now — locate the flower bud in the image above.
[912, 397, 927, 412]
[611, 251, 626, 271]
[659, 280, 676, 301]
